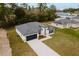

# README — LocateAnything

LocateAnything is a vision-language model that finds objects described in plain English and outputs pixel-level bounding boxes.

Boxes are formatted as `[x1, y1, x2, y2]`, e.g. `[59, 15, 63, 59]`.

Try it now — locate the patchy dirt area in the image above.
[0, 28, 12, 56]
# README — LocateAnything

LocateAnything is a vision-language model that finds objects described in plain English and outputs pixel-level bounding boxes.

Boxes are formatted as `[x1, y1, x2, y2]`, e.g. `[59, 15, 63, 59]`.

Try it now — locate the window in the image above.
[49, 29, 53, 33]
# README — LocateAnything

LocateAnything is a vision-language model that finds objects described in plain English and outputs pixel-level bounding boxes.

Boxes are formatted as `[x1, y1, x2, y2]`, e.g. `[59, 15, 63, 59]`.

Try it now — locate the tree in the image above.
[63, 8, 76, 14]
[49, 4, 56, 13]
[14, 7, 26, 24]
[20, 3, 28, 9]
[15, 7, 26, 19]
[0, 3, 57, 28]
[9, 3, 18, 9]
[37, 3, 48, 21]
[46, 4, 56, 21]
[8, 3, 19, 14]
[38, 3, 47, 14]
[0, 3, 9, 22]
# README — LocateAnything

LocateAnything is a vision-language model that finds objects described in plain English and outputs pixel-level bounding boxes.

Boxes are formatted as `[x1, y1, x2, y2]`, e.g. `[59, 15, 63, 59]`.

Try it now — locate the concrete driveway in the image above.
[27, 39, 59, 56]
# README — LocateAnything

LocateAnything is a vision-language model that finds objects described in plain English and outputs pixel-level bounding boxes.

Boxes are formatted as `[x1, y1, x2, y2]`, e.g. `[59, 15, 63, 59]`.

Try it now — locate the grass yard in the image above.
[7, 27, 37, 56]
[44, 28, 79, 56]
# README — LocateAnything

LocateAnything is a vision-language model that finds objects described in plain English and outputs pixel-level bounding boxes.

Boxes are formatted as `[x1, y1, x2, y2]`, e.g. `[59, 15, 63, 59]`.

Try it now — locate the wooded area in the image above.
[0, 3, 57, 28]
[63, 8, 79, 14]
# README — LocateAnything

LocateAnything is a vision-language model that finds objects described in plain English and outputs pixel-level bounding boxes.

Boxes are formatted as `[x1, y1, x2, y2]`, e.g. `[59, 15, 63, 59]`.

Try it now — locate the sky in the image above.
[28, 3, 79, 10]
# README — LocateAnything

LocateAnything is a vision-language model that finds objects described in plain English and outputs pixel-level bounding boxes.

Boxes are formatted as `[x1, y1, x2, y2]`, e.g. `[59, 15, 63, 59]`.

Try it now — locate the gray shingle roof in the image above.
[71, 20, 79, 24]
[54, 18, 70, 25]
[72, 15, 79, 19]
[16, 22, 42, 36]
[54, 18, 79, 25]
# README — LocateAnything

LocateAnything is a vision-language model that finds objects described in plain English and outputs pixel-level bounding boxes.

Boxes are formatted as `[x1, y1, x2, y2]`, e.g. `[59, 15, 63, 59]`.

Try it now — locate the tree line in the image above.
[63, 8, 79, 14]
[0, 3, 57, 28]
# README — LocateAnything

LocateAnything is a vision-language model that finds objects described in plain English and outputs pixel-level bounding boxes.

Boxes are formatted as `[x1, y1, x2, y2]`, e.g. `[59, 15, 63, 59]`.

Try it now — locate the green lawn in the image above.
[7, 27, 37, 56]
[44, 28, 79, 56]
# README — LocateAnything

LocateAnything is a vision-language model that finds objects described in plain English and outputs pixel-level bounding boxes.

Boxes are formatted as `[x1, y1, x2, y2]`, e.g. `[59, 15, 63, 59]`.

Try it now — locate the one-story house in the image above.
[72, 15, 79, 22]
[51, 17, 79, 28]
[56, 12, 76, 18]
[56, 12, 71, 18]
[15, 22, 54, 42]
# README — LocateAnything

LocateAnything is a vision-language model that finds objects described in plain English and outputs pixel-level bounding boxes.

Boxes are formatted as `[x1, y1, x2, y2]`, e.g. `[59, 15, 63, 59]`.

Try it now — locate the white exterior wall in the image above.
[51, 23, 71, 28]
[46, 28, 49, 36]
[67, 24, 71, 28]
[63, 24, 71, 28]
[55, 17, 65, 21]
[40, 27, 54, 36]
[46, 28, 54, 36]
[71, 24, 79, 28]
[16, 29, 26, 42]
[40, 27, 45, 36]
[40, 27, 52, 36]
[74, 19, 79, 22]
[37, 33, 39, 39]
[52, 23, 79, 28]
[40, 27, 51, 36]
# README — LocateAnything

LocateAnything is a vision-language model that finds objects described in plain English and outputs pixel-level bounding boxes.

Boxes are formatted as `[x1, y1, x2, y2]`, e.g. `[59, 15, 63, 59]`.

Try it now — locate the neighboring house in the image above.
[56, 12, 76, 18]
[15, 22, 54, 42]
[72, 15, 79, 22]
[52, 17, 79, 28]
[56, 12, 71, 18]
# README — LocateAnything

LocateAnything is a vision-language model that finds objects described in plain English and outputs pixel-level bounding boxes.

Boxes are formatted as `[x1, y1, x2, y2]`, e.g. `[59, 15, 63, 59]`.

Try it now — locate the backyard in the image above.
[44, 28, 79, 56]
[7, 27, 37, 56]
